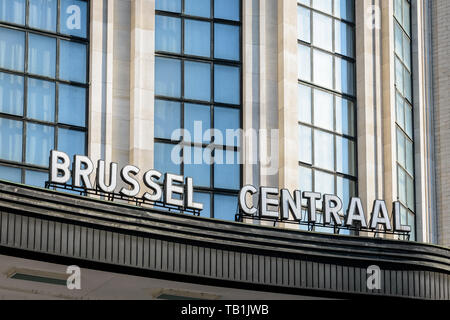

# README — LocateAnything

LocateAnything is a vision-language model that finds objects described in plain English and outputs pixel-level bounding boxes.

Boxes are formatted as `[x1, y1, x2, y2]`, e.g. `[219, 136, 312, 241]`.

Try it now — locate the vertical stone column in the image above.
[277, 0, 298, 192]
[130, 0, 155, 174]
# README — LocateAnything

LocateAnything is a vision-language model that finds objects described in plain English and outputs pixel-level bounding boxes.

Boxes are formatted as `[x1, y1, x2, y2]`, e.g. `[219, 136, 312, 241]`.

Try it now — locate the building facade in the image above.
[0, 0, 449, 300]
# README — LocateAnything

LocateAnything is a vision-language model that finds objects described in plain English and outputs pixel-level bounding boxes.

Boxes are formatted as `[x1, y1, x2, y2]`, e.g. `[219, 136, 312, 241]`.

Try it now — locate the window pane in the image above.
[154, 142, 181, 175]
[406, 139, 413, 175]
[335, 57, 355, 95]
[405, 103, 413, 138]
[395, 57, 404, 95]
[314, 170, 334, 210]
[28, 34, 56, 78]
[334, 0, 354, 22]
[314, 130, 334, 171]
[155, 57, 181, 97]
[396, 93, 405, 130]
[185, 61, 211, 101]
[337, 176, 356, 215]
[403, 33, 411, 70]
[299, 166, 312, 206]
[57, 128, 85, 162]
[0, 0, 25, 25]
[312, 0, 332, 14]
[59, 40, 86, 83]
[0, 165, 21, 182]
[298, 44, 311, 82]
[25, 170, 48, 188]
[335, 20, 354, 58]
[335, 96, 354, 136]
[298, 84, 311, 124]
[155, 99, 180, 140]
[408, 211, 415, 240]
[58, 84, 86, 126]
[214, 0, 240, 21]
[0, 72, 23, 116]
[155, 15, 181, 53]
[398, 167, 406, 204]
[313, 12, 332, 51]
[214, 64, 240, 105]
[29, 0, 57, 32]
[394, 22, 403, 60]
[313, 50, 332, 89]
[60, 0, 88, 38]
[195, 192, 211, 218]
[185, 0, 210, 17]
[185, 19, 210, 57]
[314, 89, 333, 131]
[299, 125, 312, 164]
[336, 136, 355, 176]
[214, 106, 240, 147]
[0, 27, 25, 72]
[297, 6, 310, 43]
[404, 68, 412, 102]
[394, 0, 402, 23]
[26, 123, 54, 166]
[156, 0, 181, 13]
[214, 149, 240, 190]
[27, 78, 55, 122]
[403, 0, 410, 36]
[184, 146, 211, 187]
[184, 103, 210, 144]
[397, 129, 405, 168]
[215, 23, 240, 61]
[214, 194, 238, 221]
[0, 118, 22, 162]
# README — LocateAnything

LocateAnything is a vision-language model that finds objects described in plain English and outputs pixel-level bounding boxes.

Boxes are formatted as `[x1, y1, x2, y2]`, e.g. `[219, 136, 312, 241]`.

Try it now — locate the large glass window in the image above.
[0, 0, 89, 188]
[297, 0, 356, 234]
[394, 0, 415, 240]
[155, 0, 241, 221]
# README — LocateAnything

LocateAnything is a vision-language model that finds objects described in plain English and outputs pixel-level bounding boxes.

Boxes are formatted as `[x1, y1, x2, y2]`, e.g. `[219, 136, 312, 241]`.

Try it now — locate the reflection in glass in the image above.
[29, 0, 57, 32]
[0, 72, 23, 116]
[185, 0, 210, 17]
[0, 165, 21, 182]
[58, 84, 86, 126]
[297, 6, 310, 43]
[214, 0, 240, 21]
[155, 99, 180, 140]
[214, 194, 238, 221]
[154, 142, 181, 175]
[214, 107, 240, 147]
[25, 170, 48, 187]
[214, 65, 240, 105]
[215, 23, 240, 61]
[313, 50, 332, 89]
[312, 0, 332, 14]
[334, 0, 354, 22]
[184, 103, 210, 144]
[27, 78, 55, 122]
[0, 118, 22, 162]
[335, 96, 354, 136]
[185, 19, 210, 57]
[314, 89, 333, 131]
[298, 84, 311, 124]
[156, 0, 181, 13]
[299, 125, 312, 164]
[58, 128, 85, 162]
[184, 61, 211, 101]
[184, 146, 211, 187]
[156, 15, 181, 53]
[313, 12, 332, 51]
[314, 130, 334, 171]
[298, 44, 311, 82]
[335, 56, 355, 95]
[0, 28, 25, 72]
[60, 0, 88, 38]
[26, 123, 54, 166]
[214, 149, 239, 190]
[0, 0, 25, 25]
[59, 40, 86, 83]
[194, 192, 211, 217]
[155, 57, 181, 97]
[28, 34, 56, 78]
[335, 20, 354, 58]
[336, 136, 355, 176]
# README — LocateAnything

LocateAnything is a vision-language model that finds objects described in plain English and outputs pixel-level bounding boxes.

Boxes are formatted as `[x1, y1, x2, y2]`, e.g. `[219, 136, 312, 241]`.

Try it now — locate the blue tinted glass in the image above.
[156, 0, 181, 13]
[59, 40, 86, 83]
[334, 0, 355, 22]
[214, 194, 238, 221]
[60, 0, 88, 38]
[335, 57, 355, 95]
[185, 0, 210, 17]
[0, 0, 25, 25]
[214, 23, 239, 61]
[155, 57, 181, 97]
[155, 99, 180, 140]
[29, 0, 57, 31]
[214, 107, 240, 147]
[184, 103, 211, 144]
[58, 128, 85, 162]
[0, 72, 23, 116]
[0, 27, 25, 72]
[0, 165, 21, 183]
[184, 19, 210, 57]
[214, 149, 239, 190]
[154, 142, 181, 175]
[27, 78, 55, 122]
[184, 146, 211, 187]
[214, 0, 240, 21]
[335, 20, 354, 58]
[184, 61, 211, 101]
[58, 84, 86, 126]
[156, 15, 181, 53]
[194, 192, 211, 218]
[0, 118, 22, 162]
[214, 65, 240, 105]
[28, 34, 56, 77]
[26, 123, 54, 166]
[335, 96, 354, 136]
[336, 136, 355, 176]
[25, 170, 48, 188]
